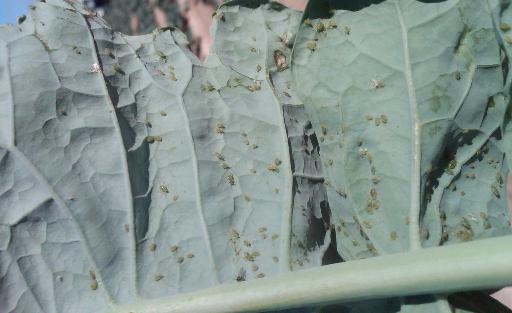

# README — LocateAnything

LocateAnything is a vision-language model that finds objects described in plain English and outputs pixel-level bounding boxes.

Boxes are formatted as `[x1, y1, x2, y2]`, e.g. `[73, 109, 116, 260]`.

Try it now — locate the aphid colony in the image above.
[228, 226, 281, 281]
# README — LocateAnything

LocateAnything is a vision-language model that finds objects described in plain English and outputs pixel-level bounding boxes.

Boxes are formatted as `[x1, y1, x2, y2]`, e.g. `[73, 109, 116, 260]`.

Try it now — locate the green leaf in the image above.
[292, 0, 511, 311]
[0, 0, 328, 312]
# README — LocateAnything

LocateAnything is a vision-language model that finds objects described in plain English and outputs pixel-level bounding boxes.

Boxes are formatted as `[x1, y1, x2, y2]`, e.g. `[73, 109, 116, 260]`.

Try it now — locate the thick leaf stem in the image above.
[110, 236, 512, 313]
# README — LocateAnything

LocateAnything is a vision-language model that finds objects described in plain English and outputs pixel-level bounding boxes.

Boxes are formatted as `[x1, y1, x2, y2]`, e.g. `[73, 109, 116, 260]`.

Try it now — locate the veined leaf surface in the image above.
[0, 1, 329, 312]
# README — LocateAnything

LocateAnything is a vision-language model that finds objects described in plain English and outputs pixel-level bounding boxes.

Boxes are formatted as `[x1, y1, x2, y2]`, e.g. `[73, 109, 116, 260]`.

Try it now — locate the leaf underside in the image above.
[0, 0, 511, 313]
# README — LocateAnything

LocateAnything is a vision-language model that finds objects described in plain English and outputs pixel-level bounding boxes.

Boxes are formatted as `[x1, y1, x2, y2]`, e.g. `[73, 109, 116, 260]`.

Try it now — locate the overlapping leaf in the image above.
[291, 0, 512, 311]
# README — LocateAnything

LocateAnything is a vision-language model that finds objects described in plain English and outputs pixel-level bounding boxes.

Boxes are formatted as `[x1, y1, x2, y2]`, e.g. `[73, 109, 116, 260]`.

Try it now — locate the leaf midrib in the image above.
[394, 1, 422, 250]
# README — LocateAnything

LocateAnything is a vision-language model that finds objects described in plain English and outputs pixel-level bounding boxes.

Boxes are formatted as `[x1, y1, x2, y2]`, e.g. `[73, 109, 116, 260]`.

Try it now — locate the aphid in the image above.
[273, 188, 279, 194]
[104, 48, 115, 59]
[320, 124, 328, 136]
[213, 152, 224, 161]
[251, 264, 259, 272]
[89, 270, 96, 280]
[273, 50, 287, 72]
[303, 18, 312, 26]
[83, 10, 97, 19]
[314, 22, 325, 32]
[371, 176, 380, 184]
[243, 139, 250, 146]
[124, 224, 129, 233]
[448, 159, 457, 170]
[226, 173, 235, 186]
[244, 252, 255, 262]
[380, 114, 388, 124]
[219, 161, 231, 170]
[214, 122, 225, 134]
[90, 63, 102, 73]
[306, 41, 317, 51]
[243, 194, 251, 202]
[250, 144, 258, 149]
[366, 199, 379, 214]
[336, 187, 347, 198]
[362, 220, 372, 229]
[267, 160, 280, 172]
[160, 185, 169, 193]
[271, 233, 279, 240]
[202, 82, 216, 92]
[371, 78, 384, 89]
[247, 81, 261, 92]
[243, 240, 251, 247]
[460, 191, 465, 196]
[389, 231, 397, 241]
[504, 35, 512, 44]
[186, 253, 194, 259]
[324, 159, 333, 167]
[229, 228, 240, 240]
[258, 227, 267, 233]
[455, 71, 462, 80]
[405, 216, 410, 225]
[170, 245, 178, 252]
[160, 111, 167, 117]
[364, 113, 373, 121]
[297, 260, 304, 266]
[491, 185, 500, 198]
[111, 64, 126, 75]
[327, 19, 337, 29]
[145, 135, 163, 143]
[358, 147, 368, 157]
[370, 188, 377, 200]
[90, 280, 98, 290]
[500, 22, 511, 31]
[256, 273, 265, 278]
[272, 256, 279, 263]
[72, 46, 81, 55]
[235, 268, 247, 282]
[256, 64, 262, 72]
[156, 50, 167, 60]
[168, 71, 177, 81]
[455, 226, 473, 241]
[496, 173, 504, 185]
[227, 77, 241, 87]
[177, 256, 185, 263]
[149, 243, 157, 251]
[249, 47, 257, 53]
[153, 274, 164, 281]
[173, 195, 179, 202]
[343, 25, 351, 35]
[250, 168, 257, 174]
[351, 240, 359, 247]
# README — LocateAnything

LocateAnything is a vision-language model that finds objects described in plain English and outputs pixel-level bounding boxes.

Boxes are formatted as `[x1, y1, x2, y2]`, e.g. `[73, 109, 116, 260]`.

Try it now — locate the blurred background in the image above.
[0, 0, 305, 59]
[0, 0, 511, 309]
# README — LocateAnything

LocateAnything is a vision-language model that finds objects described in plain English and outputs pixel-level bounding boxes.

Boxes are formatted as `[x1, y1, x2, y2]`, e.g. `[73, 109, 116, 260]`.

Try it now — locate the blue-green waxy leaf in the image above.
[292, 0, 511, 311]
[293, 0, 511, 258]
[0, 0, 329, 312]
